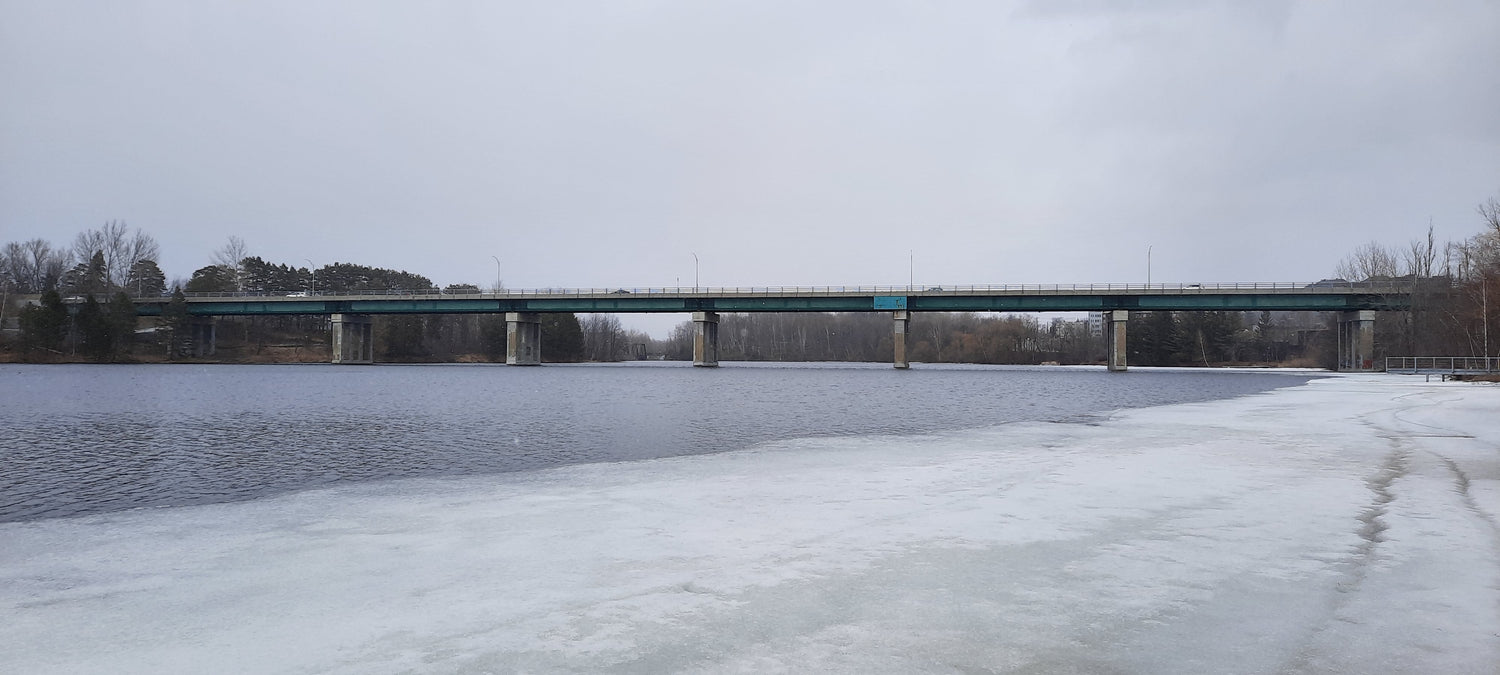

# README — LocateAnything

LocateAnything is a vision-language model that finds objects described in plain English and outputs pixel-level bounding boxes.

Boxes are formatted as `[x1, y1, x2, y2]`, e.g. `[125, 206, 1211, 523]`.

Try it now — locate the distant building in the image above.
[1087, 311, 1104, 338]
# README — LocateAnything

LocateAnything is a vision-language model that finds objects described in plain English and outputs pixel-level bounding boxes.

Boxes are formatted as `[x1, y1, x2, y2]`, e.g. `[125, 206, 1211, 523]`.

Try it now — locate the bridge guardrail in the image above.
[152, 280, 1418, 300]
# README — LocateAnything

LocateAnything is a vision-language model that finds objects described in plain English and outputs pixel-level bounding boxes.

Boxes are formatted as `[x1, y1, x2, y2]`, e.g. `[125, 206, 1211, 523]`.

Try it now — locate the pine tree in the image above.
[125, 260, 167, 297]
[479, 315, 507, 361]
[185, 265, 237, 293]
[63, 251, 109, 295]
[107, 292, 138, 359]
[18, 290, 68, 353]
[76, 295, 112, 360]
[159, 288, 189, 358]
[380, 316, 427, 358]
[541, 313, 585, 362]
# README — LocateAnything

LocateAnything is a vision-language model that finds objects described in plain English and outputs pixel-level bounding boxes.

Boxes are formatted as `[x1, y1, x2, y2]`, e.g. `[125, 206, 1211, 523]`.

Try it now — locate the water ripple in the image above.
[0, 363, 1308, 521]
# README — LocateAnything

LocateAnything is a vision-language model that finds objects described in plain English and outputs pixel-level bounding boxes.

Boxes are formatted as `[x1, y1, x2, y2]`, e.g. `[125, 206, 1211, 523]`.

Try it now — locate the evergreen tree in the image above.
[380, 316, 427, 358]
[541, 313, 585, 362]
[1177, 311, 1242, 365]
[125, 259, 166, 297]
[1128, 311, 1181, 366]
[108, 292, 138, 359]
[479, 315, 507, 361]
[159, 288, 189, 358]
[316, 262, 433, 293]
[63, 251, 109, 295]
[17, 290, 68, 353]
[76, 295, 112, 360]
[185, 265, 238, 293]
[240, 257, 304, 292]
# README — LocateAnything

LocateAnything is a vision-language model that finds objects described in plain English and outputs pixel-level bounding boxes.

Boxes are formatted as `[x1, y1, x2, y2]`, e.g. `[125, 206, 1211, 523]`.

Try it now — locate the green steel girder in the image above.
[703, 297, 873, 312]
[128, 290, 1410, 316]
[911, 296, 1108, 311]
[134, 300, 349, 316]
[520, 298, 690, 313]
[1132, 293, 1407, 311]
[344, 299, 507, 313]
[1128, 294, 1359, 311]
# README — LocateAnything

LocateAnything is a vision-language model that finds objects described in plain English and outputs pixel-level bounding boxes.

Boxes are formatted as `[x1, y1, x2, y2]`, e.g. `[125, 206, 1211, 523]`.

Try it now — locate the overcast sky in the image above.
[3, 1, 1497, 334]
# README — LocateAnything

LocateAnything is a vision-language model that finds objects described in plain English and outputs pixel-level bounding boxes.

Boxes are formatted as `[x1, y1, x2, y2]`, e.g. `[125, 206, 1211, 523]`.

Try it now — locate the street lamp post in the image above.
[1147, 245, 1152, 287]
[304, 259, 316, 295]
[490, 255, 503, 293]
[692, 252, 699, 292]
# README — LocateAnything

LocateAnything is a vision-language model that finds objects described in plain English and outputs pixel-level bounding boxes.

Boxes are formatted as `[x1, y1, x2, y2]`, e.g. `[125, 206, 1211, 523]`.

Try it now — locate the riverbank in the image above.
[2, 373, 1496, 673]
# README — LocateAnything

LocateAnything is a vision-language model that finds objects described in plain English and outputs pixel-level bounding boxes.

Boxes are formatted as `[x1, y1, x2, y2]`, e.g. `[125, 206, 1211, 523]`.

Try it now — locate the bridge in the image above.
[124, 282, 1411, 372]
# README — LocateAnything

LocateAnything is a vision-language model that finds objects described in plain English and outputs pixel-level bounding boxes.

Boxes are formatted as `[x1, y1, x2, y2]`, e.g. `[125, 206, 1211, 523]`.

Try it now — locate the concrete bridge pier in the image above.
[1337, 310, 1376, 372]
[506, 312, 542, 365]
[331, 313, 374, 364]
[693, 311, 719, 367]
[893, 310, 911, 369]
[186, 317, 216, 357]
[1105, 310, 1129, 372]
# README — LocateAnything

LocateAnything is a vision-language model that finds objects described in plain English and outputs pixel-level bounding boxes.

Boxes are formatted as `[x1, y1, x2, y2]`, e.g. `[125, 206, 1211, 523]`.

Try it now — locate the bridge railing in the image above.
[1385, 356, 1499, 374]
[159, 280, 1416, 300]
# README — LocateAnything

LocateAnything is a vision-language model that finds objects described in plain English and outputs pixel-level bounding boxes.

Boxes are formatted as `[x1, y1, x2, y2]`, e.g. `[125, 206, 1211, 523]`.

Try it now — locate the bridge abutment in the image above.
[506, 312, 542, 365]
[693, 311, 719, 367]
[1337, 310, 1376, 372]
[1106, 310, 1128, 372]
[332, 314, 374, 364]
[893, 310, 910, 369]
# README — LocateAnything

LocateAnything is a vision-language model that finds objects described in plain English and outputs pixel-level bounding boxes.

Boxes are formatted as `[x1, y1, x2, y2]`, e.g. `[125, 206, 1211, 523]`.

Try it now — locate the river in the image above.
[0, 362, 1311, 522]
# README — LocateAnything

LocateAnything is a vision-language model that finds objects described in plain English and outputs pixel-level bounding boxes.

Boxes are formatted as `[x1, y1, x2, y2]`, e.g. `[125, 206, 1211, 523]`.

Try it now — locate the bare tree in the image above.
[1, 239, 72, 292]
[71, 221, 160, 289]
[1403, 224, 1439, 278]
[1479, 194, 1500, 233]
[1334, 241, 1401, 281]
[580, 313, 625, 361]
[211, 236, 251, 292]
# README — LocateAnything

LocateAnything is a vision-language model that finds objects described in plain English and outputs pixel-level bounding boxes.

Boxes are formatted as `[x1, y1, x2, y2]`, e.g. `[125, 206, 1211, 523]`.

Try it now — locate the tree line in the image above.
[0, 226, 654, 363]
[656, 312, 1106, 365]
[1319, 195, 1500, 362]
[4, 192, 1497, 365]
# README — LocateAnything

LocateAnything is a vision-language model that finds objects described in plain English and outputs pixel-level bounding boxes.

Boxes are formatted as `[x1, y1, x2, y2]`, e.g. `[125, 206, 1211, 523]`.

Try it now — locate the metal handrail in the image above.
[1385, 356, 1500, 373]
[142, 280, 1419, 300]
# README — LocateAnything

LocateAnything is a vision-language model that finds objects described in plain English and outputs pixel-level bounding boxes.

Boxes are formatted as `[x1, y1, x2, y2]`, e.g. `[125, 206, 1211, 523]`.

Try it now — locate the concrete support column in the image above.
[187, 317, 216, 357]
[1105, 310, 1129, 372]
[1338, 310, 1376, 372]
[1337, 317, 1349, 371]
[506, 312, 542, 365]
[331, 313, 374, 364]
[693, 311, 719, 367]
[893, 310, 911, 369]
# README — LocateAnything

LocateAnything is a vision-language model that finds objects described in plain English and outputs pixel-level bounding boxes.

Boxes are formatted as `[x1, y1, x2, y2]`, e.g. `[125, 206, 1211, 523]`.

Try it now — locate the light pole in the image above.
[490, 255, 503, 293]
[304, 259, 316, 295]
[691, 252, 699, 292]
[1147, 245, 1152, 287]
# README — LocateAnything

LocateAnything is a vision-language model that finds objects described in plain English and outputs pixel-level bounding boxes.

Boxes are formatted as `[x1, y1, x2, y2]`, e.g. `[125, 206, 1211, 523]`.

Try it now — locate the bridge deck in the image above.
[119, 282, 1412, 316]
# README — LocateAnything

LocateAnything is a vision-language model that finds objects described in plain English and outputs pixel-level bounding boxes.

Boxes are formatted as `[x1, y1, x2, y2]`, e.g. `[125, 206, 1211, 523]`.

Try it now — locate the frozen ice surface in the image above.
[2, 374, 1498, 673]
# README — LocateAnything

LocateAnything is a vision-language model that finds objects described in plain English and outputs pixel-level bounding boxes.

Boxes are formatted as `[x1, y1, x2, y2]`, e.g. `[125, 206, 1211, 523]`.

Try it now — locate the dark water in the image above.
[0, 362, 1312, 522]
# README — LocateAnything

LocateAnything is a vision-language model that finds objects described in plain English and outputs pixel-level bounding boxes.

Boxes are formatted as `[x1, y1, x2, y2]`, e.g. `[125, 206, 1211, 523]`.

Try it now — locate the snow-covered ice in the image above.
[2, 373, 1498, 673]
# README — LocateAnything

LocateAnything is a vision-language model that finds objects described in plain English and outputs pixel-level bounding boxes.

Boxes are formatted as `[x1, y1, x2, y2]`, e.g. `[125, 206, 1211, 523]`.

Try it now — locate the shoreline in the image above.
[2, 374, 1497, 672]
